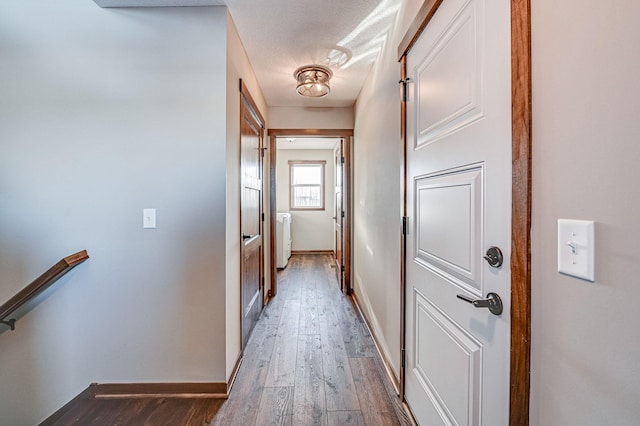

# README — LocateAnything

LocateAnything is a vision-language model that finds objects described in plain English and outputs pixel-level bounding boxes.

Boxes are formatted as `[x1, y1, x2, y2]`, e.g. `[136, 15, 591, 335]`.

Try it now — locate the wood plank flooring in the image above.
[213, 254, 411, 426]
[42, 395, 224, 425]
[44, 254, 408, 425]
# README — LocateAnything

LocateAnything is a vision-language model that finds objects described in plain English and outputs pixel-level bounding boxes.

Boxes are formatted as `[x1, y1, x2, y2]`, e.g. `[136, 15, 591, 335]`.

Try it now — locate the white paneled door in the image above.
[334, 140, 344, 289]
[404, 0, 512, 424]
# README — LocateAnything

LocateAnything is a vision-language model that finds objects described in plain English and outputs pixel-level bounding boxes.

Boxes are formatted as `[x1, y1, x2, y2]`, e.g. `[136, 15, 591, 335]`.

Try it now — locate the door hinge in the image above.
[261, 212, 265, 222]
[341, 156, 345, 164]
[401, 348, 406, 368]
[262, 276, 265, 290]
[341, 264, 345, 273]
[341, 210, 345, 218]
[402, 216, 408, 235]
[399, 78, 411, 102]
[259, 147, 266, 158]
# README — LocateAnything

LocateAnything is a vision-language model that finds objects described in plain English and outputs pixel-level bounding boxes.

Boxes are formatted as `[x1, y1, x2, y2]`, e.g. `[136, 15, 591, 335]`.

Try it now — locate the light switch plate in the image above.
[143, 208, 156, 229]
[557, 219, 594, 281]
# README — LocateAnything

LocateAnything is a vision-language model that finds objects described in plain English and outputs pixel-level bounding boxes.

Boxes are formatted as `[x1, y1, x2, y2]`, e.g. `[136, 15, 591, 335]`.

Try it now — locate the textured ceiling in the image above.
[95, 0, 225, 6]
[93, 0, 401, 108]
[225, 0, 401, 107]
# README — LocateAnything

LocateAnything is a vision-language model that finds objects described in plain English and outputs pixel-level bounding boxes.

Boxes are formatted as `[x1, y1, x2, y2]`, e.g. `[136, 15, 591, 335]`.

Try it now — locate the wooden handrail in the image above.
[0, 250, 89, 330]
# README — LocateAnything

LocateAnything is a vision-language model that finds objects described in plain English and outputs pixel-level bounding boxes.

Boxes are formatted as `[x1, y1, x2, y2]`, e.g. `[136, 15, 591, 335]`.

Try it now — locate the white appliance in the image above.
[276, 213, 292, 269]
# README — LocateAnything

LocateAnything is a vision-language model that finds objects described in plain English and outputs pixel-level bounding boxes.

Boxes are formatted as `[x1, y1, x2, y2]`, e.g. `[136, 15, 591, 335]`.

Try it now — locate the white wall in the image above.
[269, 106, 354, 130]
[225, 10, 268, 380]
[530, 1, 640, 424]
[276, 149, 335, 252]
[0, 2, 232, 424]
[352, 0, 421, 379]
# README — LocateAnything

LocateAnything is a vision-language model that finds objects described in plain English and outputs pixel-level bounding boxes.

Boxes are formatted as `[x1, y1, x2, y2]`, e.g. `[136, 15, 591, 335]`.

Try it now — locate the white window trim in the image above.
[289, 160, 326, 211]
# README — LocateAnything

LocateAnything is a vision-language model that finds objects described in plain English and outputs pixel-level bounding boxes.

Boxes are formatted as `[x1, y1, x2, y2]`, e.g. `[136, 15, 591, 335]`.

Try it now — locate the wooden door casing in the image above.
[267, 130, 354, 297]
[240, 82, 265, 349]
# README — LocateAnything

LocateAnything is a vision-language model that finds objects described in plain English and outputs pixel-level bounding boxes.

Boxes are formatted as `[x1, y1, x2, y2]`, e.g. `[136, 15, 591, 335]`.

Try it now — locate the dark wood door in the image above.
[334, 141, 344, 290]
[240, 94, 263, 348]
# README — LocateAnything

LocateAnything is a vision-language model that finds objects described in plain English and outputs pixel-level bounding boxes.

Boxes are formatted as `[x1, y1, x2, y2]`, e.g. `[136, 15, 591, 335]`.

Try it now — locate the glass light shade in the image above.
[294, 65, 333, 98]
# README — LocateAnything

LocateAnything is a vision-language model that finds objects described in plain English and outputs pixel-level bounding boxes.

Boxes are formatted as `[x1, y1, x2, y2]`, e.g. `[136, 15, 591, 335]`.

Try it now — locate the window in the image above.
[289, 160, 326, 210]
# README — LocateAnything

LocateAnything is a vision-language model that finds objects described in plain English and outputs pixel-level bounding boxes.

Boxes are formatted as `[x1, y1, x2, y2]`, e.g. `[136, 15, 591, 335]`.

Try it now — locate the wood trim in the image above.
[398, 0, 532, 423]
[287, 160, 328, 164]
[92, 382, 227, 399]
[0, 250, 89, 322]
[268, 129, 353, 137]
[239, 79, 265, 128]
[226, 353, 244, 394]
[401, 402, 419, 426]
[269, 134, 277, 297]
[510, 0, 532, 423]
[290, 250, 334, 255]
[399, 55, 408, 399]
[40, 385, 95, 425]
[351, 292, 418, 426]
[268, 129, 354, 299]
[42, 381, 228, 424]
[342, 136, 352, 295]
[289, 207, 326, 212]
[351, 293, 401, 394]
[397, 0, 444, 60]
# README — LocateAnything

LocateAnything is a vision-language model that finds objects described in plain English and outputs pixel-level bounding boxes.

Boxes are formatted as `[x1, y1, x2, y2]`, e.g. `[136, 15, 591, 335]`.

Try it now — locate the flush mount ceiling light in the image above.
[294, 65, 333, 98]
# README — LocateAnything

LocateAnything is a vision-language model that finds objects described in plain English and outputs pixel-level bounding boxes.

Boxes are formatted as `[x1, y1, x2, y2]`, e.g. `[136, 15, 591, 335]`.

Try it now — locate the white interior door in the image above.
[404, 0, 512, 424]
[334, 140, 344, 288]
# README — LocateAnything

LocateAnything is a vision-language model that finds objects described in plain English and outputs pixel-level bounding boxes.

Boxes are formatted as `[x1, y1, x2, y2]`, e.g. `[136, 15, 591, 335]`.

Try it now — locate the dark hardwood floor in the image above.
[42, 254, 409, 425]
[43, 396, 224, 425]
[214, 254, 411, 426]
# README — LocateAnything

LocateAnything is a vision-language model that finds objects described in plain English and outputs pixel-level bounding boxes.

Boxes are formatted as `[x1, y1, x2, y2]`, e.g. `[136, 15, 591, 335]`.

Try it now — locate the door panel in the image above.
[241, 95, 264, 348]
[414, 2, 483, 147]
[405, 0, 512, 424]
[414, 290, 482, 425]
[242, 235, 261, 346]
[415, 166, 483, 294]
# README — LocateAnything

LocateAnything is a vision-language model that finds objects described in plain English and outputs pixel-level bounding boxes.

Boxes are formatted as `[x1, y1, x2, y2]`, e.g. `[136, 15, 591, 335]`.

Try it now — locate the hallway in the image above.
[213, 254, 411, 425]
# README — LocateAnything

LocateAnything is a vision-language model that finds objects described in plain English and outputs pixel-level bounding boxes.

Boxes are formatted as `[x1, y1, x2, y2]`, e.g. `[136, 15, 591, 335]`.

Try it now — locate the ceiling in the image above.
[94, 0, 401, 108]
[276, 137, 340, 151]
